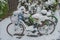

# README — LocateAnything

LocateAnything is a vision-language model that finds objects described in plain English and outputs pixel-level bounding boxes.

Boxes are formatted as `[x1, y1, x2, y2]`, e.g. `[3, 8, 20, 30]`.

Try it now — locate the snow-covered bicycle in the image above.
[6, 0, 58, 37]
[6, 14, 55, 37]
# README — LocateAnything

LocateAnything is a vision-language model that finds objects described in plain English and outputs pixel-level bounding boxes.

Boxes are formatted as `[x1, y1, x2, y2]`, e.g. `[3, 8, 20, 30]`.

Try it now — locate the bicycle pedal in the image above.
[37, 33, 43, 36]
[32, 30, 36, 33]
[15, 24, 18, 26]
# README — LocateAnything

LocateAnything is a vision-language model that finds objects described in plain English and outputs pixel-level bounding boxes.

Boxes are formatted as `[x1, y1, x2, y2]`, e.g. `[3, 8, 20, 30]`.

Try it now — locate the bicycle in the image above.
[6, 14, 55, 37]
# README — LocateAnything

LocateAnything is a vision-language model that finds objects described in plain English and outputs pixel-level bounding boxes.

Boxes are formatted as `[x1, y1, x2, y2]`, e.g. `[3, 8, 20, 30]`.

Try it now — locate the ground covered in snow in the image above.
[0, 10, 60, 40]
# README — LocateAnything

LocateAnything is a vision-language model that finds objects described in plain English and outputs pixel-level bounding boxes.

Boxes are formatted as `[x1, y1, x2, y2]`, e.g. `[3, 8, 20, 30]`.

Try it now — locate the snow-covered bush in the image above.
[0, 0, 8, 18]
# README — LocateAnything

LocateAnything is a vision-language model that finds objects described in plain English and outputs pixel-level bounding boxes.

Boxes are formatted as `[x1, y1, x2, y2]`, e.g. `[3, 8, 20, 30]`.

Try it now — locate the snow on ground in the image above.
[0, 10, 60, 40]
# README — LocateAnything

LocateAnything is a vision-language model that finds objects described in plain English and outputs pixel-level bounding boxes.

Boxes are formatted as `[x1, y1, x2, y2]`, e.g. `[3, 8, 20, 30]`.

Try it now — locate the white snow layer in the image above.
[0, 10, 60, 40]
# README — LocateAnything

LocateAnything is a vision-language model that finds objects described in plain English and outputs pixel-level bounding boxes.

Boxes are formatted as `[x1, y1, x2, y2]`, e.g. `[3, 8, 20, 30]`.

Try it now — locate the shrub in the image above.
[0, 0, 8, 19]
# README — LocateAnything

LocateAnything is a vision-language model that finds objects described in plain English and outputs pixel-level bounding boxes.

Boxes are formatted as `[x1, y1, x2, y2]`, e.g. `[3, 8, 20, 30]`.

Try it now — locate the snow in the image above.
[0, 10, 60, 40]
[0, 0, 60, 40]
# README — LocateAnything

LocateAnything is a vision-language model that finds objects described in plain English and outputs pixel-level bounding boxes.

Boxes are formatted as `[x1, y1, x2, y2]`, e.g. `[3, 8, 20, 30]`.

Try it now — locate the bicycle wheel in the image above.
[37, 20, 55, 35]
[6, 23, 24, 37]
[48, 15, 58, 25]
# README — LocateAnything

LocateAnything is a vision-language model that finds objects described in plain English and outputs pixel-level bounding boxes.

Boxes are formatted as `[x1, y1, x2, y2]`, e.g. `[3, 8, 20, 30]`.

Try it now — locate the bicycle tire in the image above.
[6, 23, 25, 37]
[37, 20, 55, 35]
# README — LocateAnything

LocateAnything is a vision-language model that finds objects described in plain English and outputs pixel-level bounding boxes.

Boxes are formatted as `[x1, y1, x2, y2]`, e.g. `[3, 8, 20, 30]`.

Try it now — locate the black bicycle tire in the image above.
[37, 20, 55, 35]
[6, 23, 25, 37]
